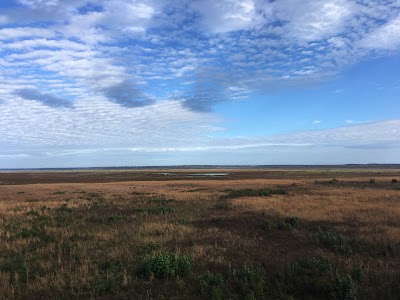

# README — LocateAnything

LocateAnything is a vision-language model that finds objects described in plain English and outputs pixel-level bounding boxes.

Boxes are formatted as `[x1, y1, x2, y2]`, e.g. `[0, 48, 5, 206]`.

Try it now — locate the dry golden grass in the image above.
[0, 169, 399, 299]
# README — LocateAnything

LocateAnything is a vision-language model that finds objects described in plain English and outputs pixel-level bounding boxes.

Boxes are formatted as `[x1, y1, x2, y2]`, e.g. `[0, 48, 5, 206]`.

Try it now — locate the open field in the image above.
[1, 168, 400, 299]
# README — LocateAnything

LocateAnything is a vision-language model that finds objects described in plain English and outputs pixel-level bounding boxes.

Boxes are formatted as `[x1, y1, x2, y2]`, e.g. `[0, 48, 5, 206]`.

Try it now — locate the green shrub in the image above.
[285, 256, 356, 299]
[174, 217, 189, 225]
[317, 229, 353, 255]
[53, 191, 66, 195]
[199, 271, 224, 300]
[261, 220, 273, 231]
[333, 274, 357, 300]
[137, 206, 174, 214]
[17, 228, 38, 239]
[148, 198, 175, 204]
[88, 215, 126, 223]
[230, 264, 266, 298]
[138, 251, 193, 279]
[277, 217, 299, 231]
[91, 260, 125, 294]
[223, 188, 287, 199]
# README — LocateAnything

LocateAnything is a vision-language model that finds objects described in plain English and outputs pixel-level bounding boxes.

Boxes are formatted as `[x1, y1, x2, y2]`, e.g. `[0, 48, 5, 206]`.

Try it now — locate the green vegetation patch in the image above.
[138, 251, 193, 279]
[199, 271, 225, 300]
[230, 264, 267, 299]
[87, 215, 126, 224]
[277, 216, 299, 231]
[285, 256, 357, 300]
[148, 198, 176, 204]
[53, 191, 66, 195]
[136, 206, 174, 215]
[317, 228, 353, 255]
[223, 188, 287, 199]
[261, 216, 299, 231]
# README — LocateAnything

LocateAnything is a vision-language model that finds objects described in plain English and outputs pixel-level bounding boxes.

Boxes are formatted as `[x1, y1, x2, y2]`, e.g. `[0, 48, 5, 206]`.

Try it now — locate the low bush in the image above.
[138, 251, 193, 279]
[137, 206, 174, 215]
[317, 229, 353, 255]
[230, 264, 266, 298]
[285, 256, 357, 300]
[223, 188, 287, 199]
[277, 217, 299, 231]
[148, 198, 175, 204]
[87, 215, 126, 224]
[199, 271, 224, 300]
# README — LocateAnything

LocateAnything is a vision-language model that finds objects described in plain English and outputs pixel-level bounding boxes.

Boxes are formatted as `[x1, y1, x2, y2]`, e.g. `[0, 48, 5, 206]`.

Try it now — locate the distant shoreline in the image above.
[1, 164, 400, 172]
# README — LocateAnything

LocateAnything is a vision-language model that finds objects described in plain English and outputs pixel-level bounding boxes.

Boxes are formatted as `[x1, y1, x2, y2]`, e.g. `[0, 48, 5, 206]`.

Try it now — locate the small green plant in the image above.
[174, 217, 189, 225]
[223, 188, 287, 199]
[87, 215, 126, 224]
[92, 260, 125, 294]
[230, 264, 266, 298]
[53, 191, 66, 195]
[138, 251, 193, 279]
[17, 228, 38, 239]
[317, 229, 353, 255]
[261, 220, 273, 231]
[333, 274, 357, 300]
[277, 217, 299, 231]
[137, 206, 174, 214]
[199, 271, 224, 300]
[148, 198, 175, 204]
[285, 257, 337, 298]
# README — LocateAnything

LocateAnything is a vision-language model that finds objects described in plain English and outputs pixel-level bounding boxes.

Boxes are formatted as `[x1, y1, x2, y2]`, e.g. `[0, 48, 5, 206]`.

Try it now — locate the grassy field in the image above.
[0, 168, 400, 299]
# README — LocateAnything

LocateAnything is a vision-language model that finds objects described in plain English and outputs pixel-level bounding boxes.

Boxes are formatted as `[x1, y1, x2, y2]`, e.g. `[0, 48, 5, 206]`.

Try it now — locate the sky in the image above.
[0, 0, 399, 168]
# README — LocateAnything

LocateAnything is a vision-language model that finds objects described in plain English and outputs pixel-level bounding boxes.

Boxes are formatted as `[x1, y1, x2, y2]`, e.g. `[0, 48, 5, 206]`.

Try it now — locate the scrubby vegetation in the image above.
[0, 168, 400, 299]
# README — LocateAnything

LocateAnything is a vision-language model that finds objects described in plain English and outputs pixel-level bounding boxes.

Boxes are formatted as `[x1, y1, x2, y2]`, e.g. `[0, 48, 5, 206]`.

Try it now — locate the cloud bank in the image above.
[0, 0, 399, 167]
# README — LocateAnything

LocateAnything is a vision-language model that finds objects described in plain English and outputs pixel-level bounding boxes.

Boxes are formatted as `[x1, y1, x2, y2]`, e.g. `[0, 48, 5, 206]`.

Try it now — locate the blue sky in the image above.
[0, 0, 399, 168]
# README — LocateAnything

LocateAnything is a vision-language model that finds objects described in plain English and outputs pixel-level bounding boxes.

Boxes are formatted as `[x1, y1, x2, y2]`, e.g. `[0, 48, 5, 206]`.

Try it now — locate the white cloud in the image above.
[192, 0, 261, 33]
[0, 27, 54, 40]
[18, 0, 59, 7]
[102, 0, 156, 32]
[0, 96, 220, 148]
[4, 38, 88, 51]
[0, 0, 399, 168]
[358, 15, 400, 50]
[61, 11, 109, 45]
[273, 0, 354, 41]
